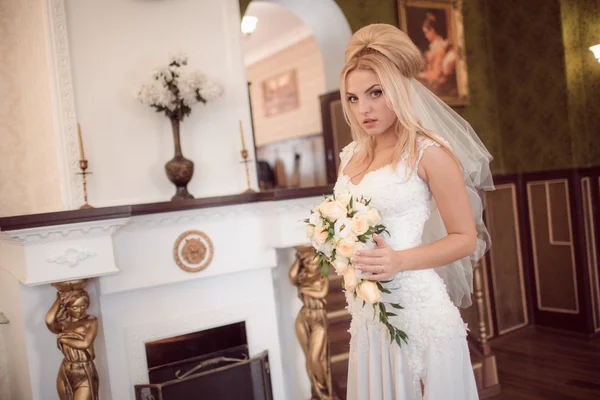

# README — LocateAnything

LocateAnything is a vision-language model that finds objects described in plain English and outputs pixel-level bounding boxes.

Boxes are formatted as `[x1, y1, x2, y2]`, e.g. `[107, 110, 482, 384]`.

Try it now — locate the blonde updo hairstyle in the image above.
[340, 24, 453, 175]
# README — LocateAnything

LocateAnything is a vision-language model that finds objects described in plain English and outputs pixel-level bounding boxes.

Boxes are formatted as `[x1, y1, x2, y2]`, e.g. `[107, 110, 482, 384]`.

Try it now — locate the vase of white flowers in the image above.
[136, 54, 223, 200]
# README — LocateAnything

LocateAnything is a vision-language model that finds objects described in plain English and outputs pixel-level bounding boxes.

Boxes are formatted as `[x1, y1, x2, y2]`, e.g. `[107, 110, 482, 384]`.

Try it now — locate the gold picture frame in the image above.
[397, 0, 469, 106]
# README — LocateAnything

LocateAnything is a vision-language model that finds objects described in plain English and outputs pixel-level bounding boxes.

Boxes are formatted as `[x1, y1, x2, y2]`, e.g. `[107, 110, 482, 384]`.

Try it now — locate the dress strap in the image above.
[416, 133, 451, 168]
[338, 141, 358, 173]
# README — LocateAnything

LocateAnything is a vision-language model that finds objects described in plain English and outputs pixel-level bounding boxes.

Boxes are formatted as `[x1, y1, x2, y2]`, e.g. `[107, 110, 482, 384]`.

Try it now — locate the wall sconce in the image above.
[241, 15, 258, 37]
[590, 44, 600, 63]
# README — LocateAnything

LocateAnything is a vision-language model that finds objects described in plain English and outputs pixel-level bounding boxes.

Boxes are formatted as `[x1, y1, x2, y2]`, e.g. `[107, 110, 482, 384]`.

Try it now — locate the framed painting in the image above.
[397, 0, 469, 106]
[262, 69, 299, 117]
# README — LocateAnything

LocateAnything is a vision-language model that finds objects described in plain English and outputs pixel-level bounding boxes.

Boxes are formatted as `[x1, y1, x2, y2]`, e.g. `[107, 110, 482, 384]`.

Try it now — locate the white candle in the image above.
[77, 123, 86, 160]
[239, 120, 246, 151]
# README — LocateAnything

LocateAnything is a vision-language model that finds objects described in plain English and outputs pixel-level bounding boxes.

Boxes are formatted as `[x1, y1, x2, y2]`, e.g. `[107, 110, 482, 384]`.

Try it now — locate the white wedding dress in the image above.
[334, 136, 479, 400]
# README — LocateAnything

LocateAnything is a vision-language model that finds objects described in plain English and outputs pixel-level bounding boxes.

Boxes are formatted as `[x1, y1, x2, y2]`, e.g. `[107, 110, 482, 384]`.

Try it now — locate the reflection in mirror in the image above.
[241, 1, 342, 191]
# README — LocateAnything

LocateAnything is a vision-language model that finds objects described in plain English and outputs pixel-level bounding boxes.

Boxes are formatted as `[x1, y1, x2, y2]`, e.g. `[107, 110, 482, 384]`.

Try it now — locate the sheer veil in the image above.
[411, 80, 494, 308]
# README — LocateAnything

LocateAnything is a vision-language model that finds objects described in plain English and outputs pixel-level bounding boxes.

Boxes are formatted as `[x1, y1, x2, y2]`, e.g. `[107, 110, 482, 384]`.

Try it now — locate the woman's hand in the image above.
[352, 234, 403, 281]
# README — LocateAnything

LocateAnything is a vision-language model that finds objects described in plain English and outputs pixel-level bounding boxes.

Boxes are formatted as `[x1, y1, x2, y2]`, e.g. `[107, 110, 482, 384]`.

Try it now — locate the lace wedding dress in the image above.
[334, 136, 479, 400]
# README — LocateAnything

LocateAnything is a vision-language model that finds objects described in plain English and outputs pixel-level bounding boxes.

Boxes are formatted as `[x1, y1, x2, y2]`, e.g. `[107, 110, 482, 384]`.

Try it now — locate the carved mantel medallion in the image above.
[173, 230, 214, 272]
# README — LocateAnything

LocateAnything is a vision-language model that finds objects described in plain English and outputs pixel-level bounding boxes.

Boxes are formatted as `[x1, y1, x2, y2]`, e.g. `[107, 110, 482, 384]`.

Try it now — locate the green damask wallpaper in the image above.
[239, 0, 600, 173]
[486, 0, 573, 172]
[561, 0, 600, 168]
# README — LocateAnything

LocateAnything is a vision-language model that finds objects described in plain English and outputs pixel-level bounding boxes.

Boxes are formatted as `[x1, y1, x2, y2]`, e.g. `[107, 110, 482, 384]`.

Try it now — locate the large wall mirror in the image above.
[239, 0, 353, 191]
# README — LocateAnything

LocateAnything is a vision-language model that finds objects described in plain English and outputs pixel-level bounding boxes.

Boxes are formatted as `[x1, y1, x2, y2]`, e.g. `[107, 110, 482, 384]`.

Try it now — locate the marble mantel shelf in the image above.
[0, 185, 333, 231]
[0, 185, 333, 288]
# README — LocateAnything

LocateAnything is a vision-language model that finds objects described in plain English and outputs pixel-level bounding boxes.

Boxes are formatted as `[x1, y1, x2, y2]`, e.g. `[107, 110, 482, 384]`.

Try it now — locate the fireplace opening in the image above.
[145, 321, 247, 371]
[135, 321, 273, 400]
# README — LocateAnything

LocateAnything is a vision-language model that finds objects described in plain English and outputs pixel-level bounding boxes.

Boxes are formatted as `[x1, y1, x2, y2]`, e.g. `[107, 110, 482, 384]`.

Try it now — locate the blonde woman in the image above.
[335, 24, 493, 399]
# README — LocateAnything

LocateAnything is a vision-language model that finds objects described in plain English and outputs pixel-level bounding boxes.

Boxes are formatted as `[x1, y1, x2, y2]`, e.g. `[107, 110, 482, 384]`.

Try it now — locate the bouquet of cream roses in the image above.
[304, 194, 408, 347]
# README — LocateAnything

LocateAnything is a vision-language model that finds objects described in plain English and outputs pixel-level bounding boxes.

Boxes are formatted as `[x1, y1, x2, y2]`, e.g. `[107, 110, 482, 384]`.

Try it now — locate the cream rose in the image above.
[357, 281, 382, 304]
[343, 267, 360, 291]
[366, 208, 381, 224]
[336, 193, 352, 208]
[336, 236, 356, 258]
[319, 200, 347, 222]
[313, 225, 329, 245]
[351, 214, 369, 236]
[332, 256, 350, 275]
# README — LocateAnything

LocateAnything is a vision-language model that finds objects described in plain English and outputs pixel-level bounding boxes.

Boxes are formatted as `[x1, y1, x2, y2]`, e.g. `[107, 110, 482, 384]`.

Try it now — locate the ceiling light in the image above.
[241, 16, 258, 36]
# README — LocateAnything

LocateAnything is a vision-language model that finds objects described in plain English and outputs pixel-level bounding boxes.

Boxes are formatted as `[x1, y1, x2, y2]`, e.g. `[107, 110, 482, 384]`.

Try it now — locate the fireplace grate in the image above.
[135, 346, 272, 400]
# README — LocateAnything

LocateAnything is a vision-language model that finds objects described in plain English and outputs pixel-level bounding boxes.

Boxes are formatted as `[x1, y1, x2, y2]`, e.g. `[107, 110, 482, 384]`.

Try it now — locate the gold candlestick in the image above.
[239, 120, 256, 194]
[76, 123, 93, 209]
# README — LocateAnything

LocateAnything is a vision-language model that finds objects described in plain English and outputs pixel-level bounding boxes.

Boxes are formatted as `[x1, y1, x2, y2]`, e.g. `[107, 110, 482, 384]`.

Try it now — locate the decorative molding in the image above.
[47, 248, 96, 267]
[487, 184, 528, 335]
[527, 180, 579, 314]
[547, 181, 573, 245]
[125, 304, 255, 386]
[5, 219, 129, 245]
[45, 0, 81, 210]
[127, 196, 319, 229]
[581, 178, 600, 332]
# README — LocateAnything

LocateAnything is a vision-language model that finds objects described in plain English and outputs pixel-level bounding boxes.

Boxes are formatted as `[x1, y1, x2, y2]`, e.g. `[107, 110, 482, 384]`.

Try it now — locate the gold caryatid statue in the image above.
[290, 245, 332, 400]
[45, 279, 99, 400]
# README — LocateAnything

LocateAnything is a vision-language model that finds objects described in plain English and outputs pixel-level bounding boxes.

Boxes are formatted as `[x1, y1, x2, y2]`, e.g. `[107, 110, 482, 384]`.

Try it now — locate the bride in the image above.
[334, 24, 493, 399]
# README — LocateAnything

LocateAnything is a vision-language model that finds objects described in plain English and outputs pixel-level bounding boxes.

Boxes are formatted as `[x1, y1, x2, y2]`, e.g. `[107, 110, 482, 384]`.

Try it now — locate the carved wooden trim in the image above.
[582, 178, 600, 332]
[45, 0, 82, 209]
[527, 180, 579, 314]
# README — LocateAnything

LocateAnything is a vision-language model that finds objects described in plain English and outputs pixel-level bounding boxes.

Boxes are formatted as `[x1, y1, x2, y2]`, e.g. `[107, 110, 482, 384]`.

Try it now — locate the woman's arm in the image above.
[403, 146, 477, 267]
[353, 146, 477, 280]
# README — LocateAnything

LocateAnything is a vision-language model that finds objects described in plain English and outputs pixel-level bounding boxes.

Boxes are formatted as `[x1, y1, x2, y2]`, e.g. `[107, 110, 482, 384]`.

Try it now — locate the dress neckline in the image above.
[340, 142, 396, 186]
[341, 164, 393, 186]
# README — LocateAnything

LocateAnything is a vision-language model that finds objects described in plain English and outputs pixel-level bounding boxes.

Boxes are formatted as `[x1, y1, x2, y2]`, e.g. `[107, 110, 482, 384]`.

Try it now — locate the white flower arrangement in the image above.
[304, 193, 408, 348]
[135, 53, 223, 121]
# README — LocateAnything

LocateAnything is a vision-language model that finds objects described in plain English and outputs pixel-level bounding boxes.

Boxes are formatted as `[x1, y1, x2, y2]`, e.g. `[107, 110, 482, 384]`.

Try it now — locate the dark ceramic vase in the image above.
[165, 117, 194, 200]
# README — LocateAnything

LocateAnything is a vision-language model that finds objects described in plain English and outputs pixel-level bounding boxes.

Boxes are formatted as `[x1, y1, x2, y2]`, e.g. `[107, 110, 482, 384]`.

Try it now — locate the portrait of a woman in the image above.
[403, 6, 461, 100]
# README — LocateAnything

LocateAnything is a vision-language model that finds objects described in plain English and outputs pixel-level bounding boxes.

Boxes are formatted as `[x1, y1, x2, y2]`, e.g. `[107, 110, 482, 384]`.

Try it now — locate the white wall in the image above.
[0, 270, 33, 400]
[63, 0, 257, 207]
[0, 0, 65, 217]
[0, 324, 8, 400]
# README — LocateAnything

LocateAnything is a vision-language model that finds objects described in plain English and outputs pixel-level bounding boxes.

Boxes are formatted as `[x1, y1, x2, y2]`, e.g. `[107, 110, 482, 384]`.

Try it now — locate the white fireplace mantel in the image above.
[0, 194, 326, 400]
